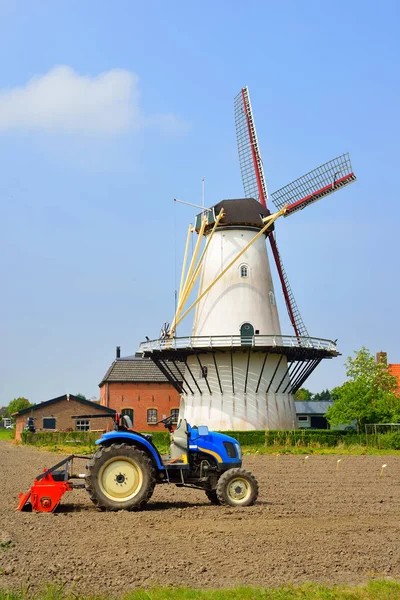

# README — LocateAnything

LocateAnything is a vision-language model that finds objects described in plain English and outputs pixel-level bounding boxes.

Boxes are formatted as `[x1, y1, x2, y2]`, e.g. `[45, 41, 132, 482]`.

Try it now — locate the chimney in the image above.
[376, 351, 387, 364]
[116, 346, 121, 359]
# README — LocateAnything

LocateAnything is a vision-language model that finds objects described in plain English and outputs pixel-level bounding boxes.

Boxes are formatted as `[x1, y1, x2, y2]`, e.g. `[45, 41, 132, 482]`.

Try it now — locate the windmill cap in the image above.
[211, 198, 273, 231]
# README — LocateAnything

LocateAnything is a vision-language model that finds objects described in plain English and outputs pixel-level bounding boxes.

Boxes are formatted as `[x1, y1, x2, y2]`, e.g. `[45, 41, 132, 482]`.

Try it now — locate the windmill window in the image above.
[240, 265, 248, 278]
[43, 418, 56, 430]
[269, 291, 276, 306]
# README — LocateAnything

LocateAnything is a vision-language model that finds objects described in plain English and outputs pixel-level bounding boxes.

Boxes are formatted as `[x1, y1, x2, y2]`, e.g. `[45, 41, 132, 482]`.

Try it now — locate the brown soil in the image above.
[0, 440, 399, 593]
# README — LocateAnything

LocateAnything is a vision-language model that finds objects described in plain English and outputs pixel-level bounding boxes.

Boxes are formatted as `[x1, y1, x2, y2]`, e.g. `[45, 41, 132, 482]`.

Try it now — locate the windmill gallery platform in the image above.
[140, 87, 356, 431]
[140, 333, 338, 430]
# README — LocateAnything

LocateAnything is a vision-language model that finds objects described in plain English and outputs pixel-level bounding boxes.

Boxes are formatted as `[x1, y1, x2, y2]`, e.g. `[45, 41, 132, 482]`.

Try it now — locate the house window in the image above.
[171, 408, 179, 424]
[76, 420, 90, 432]
[122, 408, 134, 427]
[147, 409, 158, 424]
[43, 418, 56, 429]
[240, 264, 248, 278]
[297, 415, 310, 428]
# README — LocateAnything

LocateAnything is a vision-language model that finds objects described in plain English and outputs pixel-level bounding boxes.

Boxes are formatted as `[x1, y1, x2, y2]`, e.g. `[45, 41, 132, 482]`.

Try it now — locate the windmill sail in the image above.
[268, 233, 309, 338]
[234, 87, 268, 206]
[272, 153, 356, 216]
[234, 86, 309, 339]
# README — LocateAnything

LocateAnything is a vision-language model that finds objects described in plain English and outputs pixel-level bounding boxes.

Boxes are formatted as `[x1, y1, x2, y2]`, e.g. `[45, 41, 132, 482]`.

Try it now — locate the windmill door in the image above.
[240, 322, 254, 346]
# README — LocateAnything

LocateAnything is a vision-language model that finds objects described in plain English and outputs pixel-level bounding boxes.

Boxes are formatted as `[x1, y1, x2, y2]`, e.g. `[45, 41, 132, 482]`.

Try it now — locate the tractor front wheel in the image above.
[85, 444, 156, 511]
[216, 468, 258, 507]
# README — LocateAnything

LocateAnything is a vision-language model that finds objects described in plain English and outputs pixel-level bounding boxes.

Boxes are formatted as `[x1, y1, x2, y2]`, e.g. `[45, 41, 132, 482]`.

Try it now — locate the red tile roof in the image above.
[389, 364, 400, 390]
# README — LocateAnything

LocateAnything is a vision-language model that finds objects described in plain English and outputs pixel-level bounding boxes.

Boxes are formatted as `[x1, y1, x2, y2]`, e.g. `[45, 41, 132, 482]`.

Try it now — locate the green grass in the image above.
[0, 429, 13, 440]
[242, 444, 400, 456]
[0, 581, 400, 600]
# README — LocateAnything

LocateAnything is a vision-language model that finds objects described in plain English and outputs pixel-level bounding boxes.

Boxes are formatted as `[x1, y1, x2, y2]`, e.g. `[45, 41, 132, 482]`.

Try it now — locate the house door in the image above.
[240, 322, 254, 346]
[310, 416, 328, 430]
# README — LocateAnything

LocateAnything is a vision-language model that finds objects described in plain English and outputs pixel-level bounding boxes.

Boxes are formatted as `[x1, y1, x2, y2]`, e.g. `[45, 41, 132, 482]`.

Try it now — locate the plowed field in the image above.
[0, 441, 399, 593]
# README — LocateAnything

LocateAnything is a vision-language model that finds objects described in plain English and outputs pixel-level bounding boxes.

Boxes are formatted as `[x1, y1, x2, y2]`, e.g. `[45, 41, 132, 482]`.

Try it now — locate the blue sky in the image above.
[0, 0, 399, 405]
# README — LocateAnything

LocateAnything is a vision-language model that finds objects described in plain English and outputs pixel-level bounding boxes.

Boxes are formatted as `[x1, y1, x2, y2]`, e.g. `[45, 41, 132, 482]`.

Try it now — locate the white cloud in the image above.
[0, 66, 188, 136]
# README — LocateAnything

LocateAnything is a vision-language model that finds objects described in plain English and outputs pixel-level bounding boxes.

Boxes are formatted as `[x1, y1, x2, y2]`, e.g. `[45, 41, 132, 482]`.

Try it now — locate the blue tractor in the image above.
[85, 414, 259, 510]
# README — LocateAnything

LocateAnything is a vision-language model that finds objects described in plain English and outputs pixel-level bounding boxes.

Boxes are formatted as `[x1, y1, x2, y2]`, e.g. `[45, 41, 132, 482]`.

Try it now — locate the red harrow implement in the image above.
[18, 455, 88, 512]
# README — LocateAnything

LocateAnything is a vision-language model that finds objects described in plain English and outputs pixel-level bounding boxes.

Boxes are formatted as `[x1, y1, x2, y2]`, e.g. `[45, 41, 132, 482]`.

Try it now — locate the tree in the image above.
[313, 389, 331, 402]
[7, 397, 31, 417]
[294, 388, 313, 401]
[326, 347, 400, 431]
[75, 393, 87, 400]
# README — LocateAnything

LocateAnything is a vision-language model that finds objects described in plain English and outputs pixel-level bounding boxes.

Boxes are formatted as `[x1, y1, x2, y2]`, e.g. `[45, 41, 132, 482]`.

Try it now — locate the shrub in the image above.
[21, 431, 102, 446]
[219, 430, 265, 446]
[377, 432, 400, 450]
[21, 429, 171, 453]
[20, 428, 398, 451]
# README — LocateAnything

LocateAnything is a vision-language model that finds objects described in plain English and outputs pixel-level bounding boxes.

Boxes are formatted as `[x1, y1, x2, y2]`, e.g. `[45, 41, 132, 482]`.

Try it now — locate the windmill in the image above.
[140, 87, 356, 431]
[234, 87, 356, 339]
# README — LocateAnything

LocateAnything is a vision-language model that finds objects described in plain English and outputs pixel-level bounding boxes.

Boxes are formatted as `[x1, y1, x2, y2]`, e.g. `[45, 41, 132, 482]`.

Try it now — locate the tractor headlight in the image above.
[235, 443, 242, 460]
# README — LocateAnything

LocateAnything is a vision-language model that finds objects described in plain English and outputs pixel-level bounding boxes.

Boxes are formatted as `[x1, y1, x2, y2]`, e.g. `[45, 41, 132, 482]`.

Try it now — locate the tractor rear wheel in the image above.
[85, 444, 156, 511]
[216, 468, 258, 507]
[205, 489, 221, 505]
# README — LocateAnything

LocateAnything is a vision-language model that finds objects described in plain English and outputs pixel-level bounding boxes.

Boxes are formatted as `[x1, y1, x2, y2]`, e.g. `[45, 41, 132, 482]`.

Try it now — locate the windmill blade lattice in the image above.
[234, 87, 268, 205]
[272, 153, 356, 217]
[268, 233, 309, 338]
[234, 86, 309, 339]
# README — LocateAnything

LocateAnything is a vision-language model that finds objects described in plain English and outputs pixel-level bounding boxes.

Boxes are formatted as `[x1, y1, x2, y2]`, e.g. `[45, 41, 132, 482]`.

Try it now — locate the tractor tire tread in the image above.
[216, 467, 259, 507]
[85, 443, 156, 511]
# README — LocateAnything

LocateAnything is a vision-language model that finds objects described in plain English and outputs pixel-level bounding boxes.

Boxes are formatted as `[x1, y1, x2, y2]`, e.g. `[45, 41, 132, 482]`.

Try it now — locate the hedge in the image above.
[220, 429, 344, 446]
[20, 429, 400, 450]
[219, 429, 397, 449]
[21, 430, 171, 452]
[21, 430, 102, 446]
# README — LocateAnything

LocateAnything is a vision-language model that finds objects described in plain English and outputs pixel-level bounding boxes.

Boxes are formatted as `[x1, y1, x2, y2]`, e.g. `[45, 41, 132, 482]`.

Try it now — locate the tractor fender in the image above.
[95, 432, 165, 471]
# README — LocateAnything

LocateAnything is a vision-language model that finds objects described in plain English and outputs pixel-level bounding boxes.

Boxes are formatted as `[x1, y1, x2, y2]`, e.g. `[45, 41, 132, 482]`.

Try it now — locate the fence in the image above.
[364, 423, 400, 450]
[365, 423, 400, 434]
[221, 429, 368, 448]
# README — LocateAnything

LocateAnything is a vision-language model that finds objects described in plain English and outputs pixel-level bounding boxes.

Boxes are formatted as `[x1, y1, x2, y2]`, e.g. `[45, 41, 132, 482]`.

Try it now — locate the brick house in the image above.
[389, 364, 400, 391]
[14, 394, 115, 441]
[377, 351, 400, 392]
[99, 351, 183, 431]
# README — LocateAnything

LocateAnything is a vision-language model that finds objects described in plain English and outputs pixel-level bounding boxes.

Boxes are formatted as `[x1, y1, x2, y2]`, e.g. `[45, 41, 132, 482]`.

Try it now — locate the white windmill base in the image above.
[178, 352, 297, 431]
[181, 391, 296, 431]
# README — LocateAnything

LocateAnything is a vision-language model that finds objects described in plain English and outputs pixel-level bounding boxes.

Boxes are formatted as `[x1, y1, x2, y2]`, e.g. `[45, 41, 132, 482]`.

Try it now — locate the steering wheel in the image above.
[156, 415, 174, 431]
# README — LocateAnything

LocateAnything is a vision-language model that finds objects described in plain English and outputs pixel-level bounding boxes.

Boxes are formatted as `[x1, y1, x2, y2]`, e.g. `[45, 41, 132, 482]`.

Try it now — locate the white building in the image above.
[141, 198, 337, 431]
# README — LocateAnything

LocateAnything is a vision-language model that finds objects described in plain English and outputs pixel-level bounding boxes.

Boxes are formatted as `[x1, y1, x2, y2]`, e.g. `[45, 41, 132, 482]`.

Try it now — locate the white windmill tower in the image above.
[141, 87, 356, 431]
